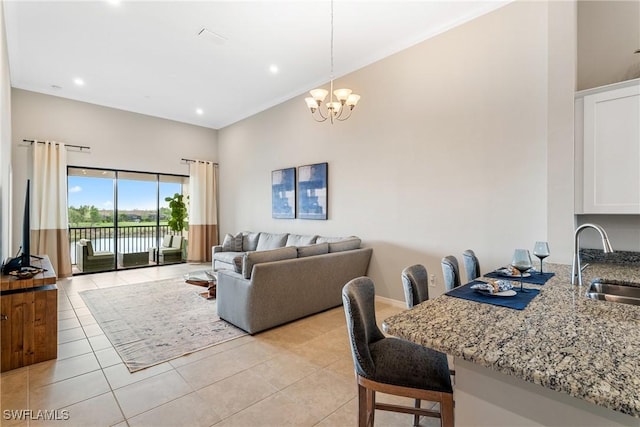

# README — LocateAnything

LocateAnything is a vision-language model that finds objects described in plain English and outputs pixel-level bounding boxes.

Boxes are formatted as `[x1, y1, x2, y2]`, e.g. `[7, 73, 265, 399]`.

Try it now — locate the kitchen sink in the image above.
[586, 280, 640, 306]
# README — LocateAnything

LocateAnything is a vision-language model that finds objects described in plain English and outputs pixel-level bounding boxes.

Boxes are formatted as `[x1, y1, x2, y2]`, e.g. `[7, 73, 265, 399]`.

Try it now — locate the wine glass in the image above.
[511, 249, 533, 293]
[533, 241, 550, 274]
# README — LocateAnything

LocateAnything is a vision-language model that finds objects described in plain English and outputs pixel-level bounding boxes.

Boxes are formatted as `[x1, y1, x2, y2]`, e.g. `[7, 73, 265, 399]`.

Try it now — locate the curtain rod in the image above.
[24, 139, 91, 151]
[181, 158, 218, 166]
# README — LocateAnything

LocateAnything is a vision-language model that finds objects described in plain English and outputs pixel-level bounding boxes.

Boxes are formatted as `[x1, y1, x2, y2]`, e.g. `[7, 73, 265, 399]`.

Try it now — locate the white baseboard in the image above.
[375, 295, 406, 309]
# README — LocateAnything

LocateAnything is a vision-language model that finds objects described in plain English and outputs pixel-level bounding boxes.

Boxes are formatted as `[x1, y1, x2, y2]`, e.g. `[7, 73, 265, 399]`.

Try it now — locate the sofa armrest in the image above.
[212, 245, 224, 254]
[216, 270, 255, 331]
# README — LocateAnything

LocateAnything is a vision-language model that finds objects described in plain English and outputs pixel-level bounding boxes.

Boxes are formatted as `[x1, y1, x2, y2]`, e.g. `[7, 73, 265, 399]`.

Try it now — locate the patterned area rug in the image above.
[79, 277, 246, 372]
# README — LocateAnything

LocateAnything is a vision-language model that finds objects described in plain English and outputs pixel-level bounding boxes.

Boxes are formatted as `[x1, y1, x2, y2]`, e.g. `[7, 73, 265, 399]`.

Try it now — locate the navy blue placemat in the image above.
[445, 281, 540, 310]
[484, 270, 555, 285]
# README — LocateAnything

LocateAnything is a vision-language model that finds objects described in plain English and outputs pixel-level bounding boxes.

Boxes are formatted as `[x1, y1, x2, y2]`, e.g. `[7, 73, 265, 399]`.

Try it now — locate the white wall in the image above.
[219, 1, 554, 301]
[1, 2, 12, 262]
[10, 89, 218, 254]
[577, 0, 640, 91]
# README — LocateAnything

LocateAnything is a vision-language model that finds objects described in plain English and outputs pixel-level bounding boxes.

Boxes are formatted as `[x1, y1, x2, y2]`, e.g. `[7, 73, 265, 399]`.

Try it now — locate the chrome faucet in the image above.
[571, 223, 614, 286]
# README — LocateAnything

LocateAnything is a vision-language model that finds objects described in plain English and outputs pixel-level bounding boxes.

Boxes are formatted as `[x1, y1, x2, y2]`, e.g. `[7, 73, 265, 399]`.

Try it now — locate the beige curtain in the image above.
[32, 141, 72, 277]
[187, 161, 218, 262]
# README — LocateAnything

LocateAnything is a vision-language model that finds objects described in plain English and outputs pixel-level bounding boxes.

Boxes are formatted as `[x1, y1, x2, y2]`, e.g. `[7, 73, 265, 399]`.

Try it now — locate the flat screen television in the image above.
[2, 180, 36, 274]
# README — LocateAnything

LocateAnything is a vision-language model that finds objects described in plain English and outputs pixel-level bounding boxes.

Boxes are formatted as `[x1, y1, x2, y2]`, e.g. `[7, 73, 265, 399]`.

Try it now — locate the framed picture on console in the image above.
[272, 167, 296, 219]
[297, 162, 328, 220]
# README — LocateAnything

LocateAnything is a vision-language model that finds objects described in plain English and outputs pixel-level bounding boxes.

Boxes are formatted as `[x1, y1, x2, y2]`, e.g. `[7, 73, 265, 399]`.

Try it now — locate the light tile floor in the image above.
[1, 263, 442, 427]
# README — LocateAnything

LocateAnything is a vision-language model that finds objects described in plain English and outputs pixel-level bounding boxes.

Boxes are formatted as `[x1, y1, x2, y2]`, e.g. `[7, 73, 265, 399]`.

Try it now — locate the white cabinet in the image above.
[575, 79, 640, 214]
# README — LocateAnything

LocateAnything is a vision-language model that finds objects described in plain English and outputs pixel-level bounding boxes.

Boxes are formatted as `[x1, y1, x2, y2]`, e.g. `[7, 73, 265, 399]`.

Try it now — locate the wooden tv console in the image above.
[0, 255, 57, 372]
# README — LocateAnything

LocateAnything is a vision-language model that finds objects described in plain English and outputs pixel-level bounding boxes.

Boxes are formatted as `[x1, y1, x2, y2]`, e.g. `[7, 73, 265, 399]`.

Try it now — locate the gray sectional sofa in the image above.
[212, 231, 372, 334]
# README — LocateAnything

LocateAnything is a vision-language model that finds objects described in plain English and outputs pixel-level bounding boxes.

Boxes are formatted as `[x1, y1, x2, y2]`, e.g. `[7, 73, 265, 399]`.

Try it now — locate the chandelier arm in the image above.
[311, 109, 328, 122]
[335, 107, 353, 121]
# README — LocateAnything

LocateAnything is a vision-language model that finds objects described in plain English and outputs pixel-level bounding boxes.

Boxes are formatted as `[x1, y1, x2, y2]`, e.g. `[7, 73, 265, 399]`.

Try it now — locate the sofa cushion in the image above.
[317, 236, 362, 253]
[222, 233, 243, 252]
[255, 233, 288, 251]
[297, 242, 329, 258]
[286, 234, 318, 247]
[328, 238, 361, 253]
[242, 246, 297, 279]
[242, 232, 261, 251]
[162, 235, 173, 248]
[215, 251, 244, 264]
[316, 235, 351, 244]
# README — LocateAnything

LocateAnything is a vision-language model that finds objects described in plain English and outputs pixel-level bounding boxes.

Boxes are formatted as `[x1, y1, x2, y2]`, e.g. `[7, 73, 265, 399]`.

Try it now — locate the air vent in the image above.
[198, 28, 227, 45]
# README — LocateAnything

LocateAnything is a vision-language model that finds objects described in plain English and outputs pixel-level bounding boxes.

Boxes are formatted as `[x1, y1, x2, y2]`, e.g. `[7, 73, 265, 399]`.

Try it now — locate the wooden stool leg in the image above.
[368, 389, 376, 427]
[358, 383, 368, 427]
[440, 393, 455, 427]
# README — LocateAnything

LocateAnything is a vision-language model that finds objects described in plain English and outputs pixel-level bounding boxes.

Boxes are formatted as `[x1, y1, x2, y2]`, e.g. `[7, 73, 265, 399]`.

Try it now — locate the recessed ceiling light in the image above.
[269, 64, 279, 74]
[196, 108, 204, 115]
[73, 78, 85, 86]
[106, 0, 121, 5]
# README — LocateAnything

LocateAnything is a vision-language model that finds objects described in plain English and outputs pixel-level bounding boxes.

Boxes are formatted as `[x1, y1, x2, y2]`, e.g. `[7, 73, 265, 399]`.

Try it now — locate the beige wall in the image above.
[10, 89, 218, 254]
[219, 1, 557, 301]
[547, 1, 578, 265]
[577, 0, 640, 90]
[1, 2, 12, 262]
[575, 0, 640, 251]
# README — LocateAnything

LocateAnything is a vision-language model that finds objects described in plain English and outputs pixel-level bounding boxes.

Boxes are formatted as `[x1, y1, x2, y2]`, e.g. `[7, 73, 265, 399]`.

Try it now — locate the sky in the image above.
[68, 176, 182, 211]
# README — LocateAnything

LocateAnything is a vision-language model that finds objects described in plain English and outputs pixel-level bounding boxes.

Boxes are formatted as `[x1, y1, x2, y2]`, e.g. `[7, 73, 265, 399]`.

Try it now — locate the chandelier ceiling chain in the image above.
[304, 0, 360, 124]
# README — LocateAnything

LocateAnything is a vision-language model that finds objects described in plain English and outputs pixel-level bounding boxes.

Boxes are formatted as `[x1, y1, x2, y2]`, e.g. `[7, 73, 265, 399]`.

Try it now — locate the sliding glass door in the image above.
[67, 168, 116, 272]
[68, 167, 188, 274]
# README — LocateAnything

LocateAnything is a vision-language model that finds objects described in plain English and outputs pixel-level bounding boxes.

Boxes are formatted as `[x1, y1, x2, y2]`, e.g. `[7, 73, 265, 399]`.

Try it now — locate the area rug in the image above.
[79, 277, 246, 372]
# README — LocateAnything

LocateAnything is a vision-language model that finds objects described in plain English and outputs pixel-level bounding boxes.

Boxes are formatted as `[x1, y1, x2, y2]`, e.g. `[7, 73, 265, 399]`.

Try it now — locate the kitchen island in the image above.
[383, 263, 640, 426]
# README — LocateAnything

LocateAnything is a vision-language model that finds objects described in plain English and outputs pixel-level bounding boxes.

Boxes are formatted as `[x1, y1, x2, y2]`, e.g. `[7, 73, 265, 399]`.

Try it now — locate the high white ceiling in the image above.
[4, 1, 510, 129]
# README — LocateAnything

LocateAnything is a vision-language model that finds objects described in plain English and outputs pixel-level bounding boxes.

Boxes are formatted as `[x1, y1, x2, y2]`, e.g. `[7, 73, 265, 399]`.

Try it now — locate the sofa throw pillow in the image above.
[285, 234, 318, 247]
[242, 246, 297, 279]
[316, 235, 356, 244]
[255, 233, 288, 251]
[222, 233, 243, 252]
[297, 242, 329, 258]
[162, 235, 173, 248]
[242, 231, 261, 251]
[328, 238, 361, 253]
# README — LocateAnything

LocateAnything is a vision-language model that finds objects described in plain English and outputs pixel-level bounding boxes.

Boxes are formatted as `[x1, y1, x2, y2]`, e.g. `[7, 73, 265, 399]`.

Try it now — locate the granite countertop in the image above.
[382, 262, 640, 417]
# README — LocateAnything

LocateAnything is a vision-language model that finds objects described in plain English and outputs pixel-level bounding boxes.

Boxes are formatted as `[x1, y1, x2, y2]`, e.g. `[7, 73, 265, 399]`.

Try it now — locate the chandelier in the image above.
[304, 0, 360, 123]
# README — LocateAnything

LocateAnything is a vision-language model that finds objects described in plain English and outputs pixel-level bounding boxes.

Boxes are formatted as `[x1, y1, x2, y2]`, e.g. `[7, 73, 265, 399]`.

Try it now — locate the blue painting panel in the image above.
[297, 163, 327, 220]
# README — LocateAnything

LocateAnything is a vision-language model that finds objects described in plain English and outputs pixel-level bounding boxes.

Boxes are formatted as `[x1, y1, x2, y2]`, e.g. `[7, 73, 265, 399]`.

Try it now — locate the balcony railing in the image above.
[69, 225, 178, 266]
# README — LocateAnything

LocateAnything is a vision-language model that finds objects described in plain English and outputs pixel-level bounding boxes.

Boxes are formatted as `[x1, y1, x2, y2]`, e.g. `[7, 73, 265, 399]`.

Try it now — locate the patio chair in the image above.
[76, 239, 115, 273]
[158, 235, 184, 264]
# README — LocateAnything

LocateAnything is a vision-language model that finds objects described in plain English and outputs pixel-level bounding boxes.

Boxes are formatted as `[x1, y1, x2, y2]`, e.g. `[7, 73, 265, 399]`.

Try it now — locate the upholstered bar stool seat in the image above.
[343, 277, 454, 427]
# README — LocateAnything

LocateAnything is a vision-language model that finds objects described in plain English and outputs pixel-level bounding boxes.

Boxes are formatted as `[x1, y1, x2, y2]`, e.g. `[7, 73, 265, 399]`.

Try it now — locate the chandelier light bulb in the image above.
[309, 88, 329, 103]
[327, 101, 342, 114]
[333, 88, 352, 103]
[305, 97, 319, 112]
[345, 94, 360, 107]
